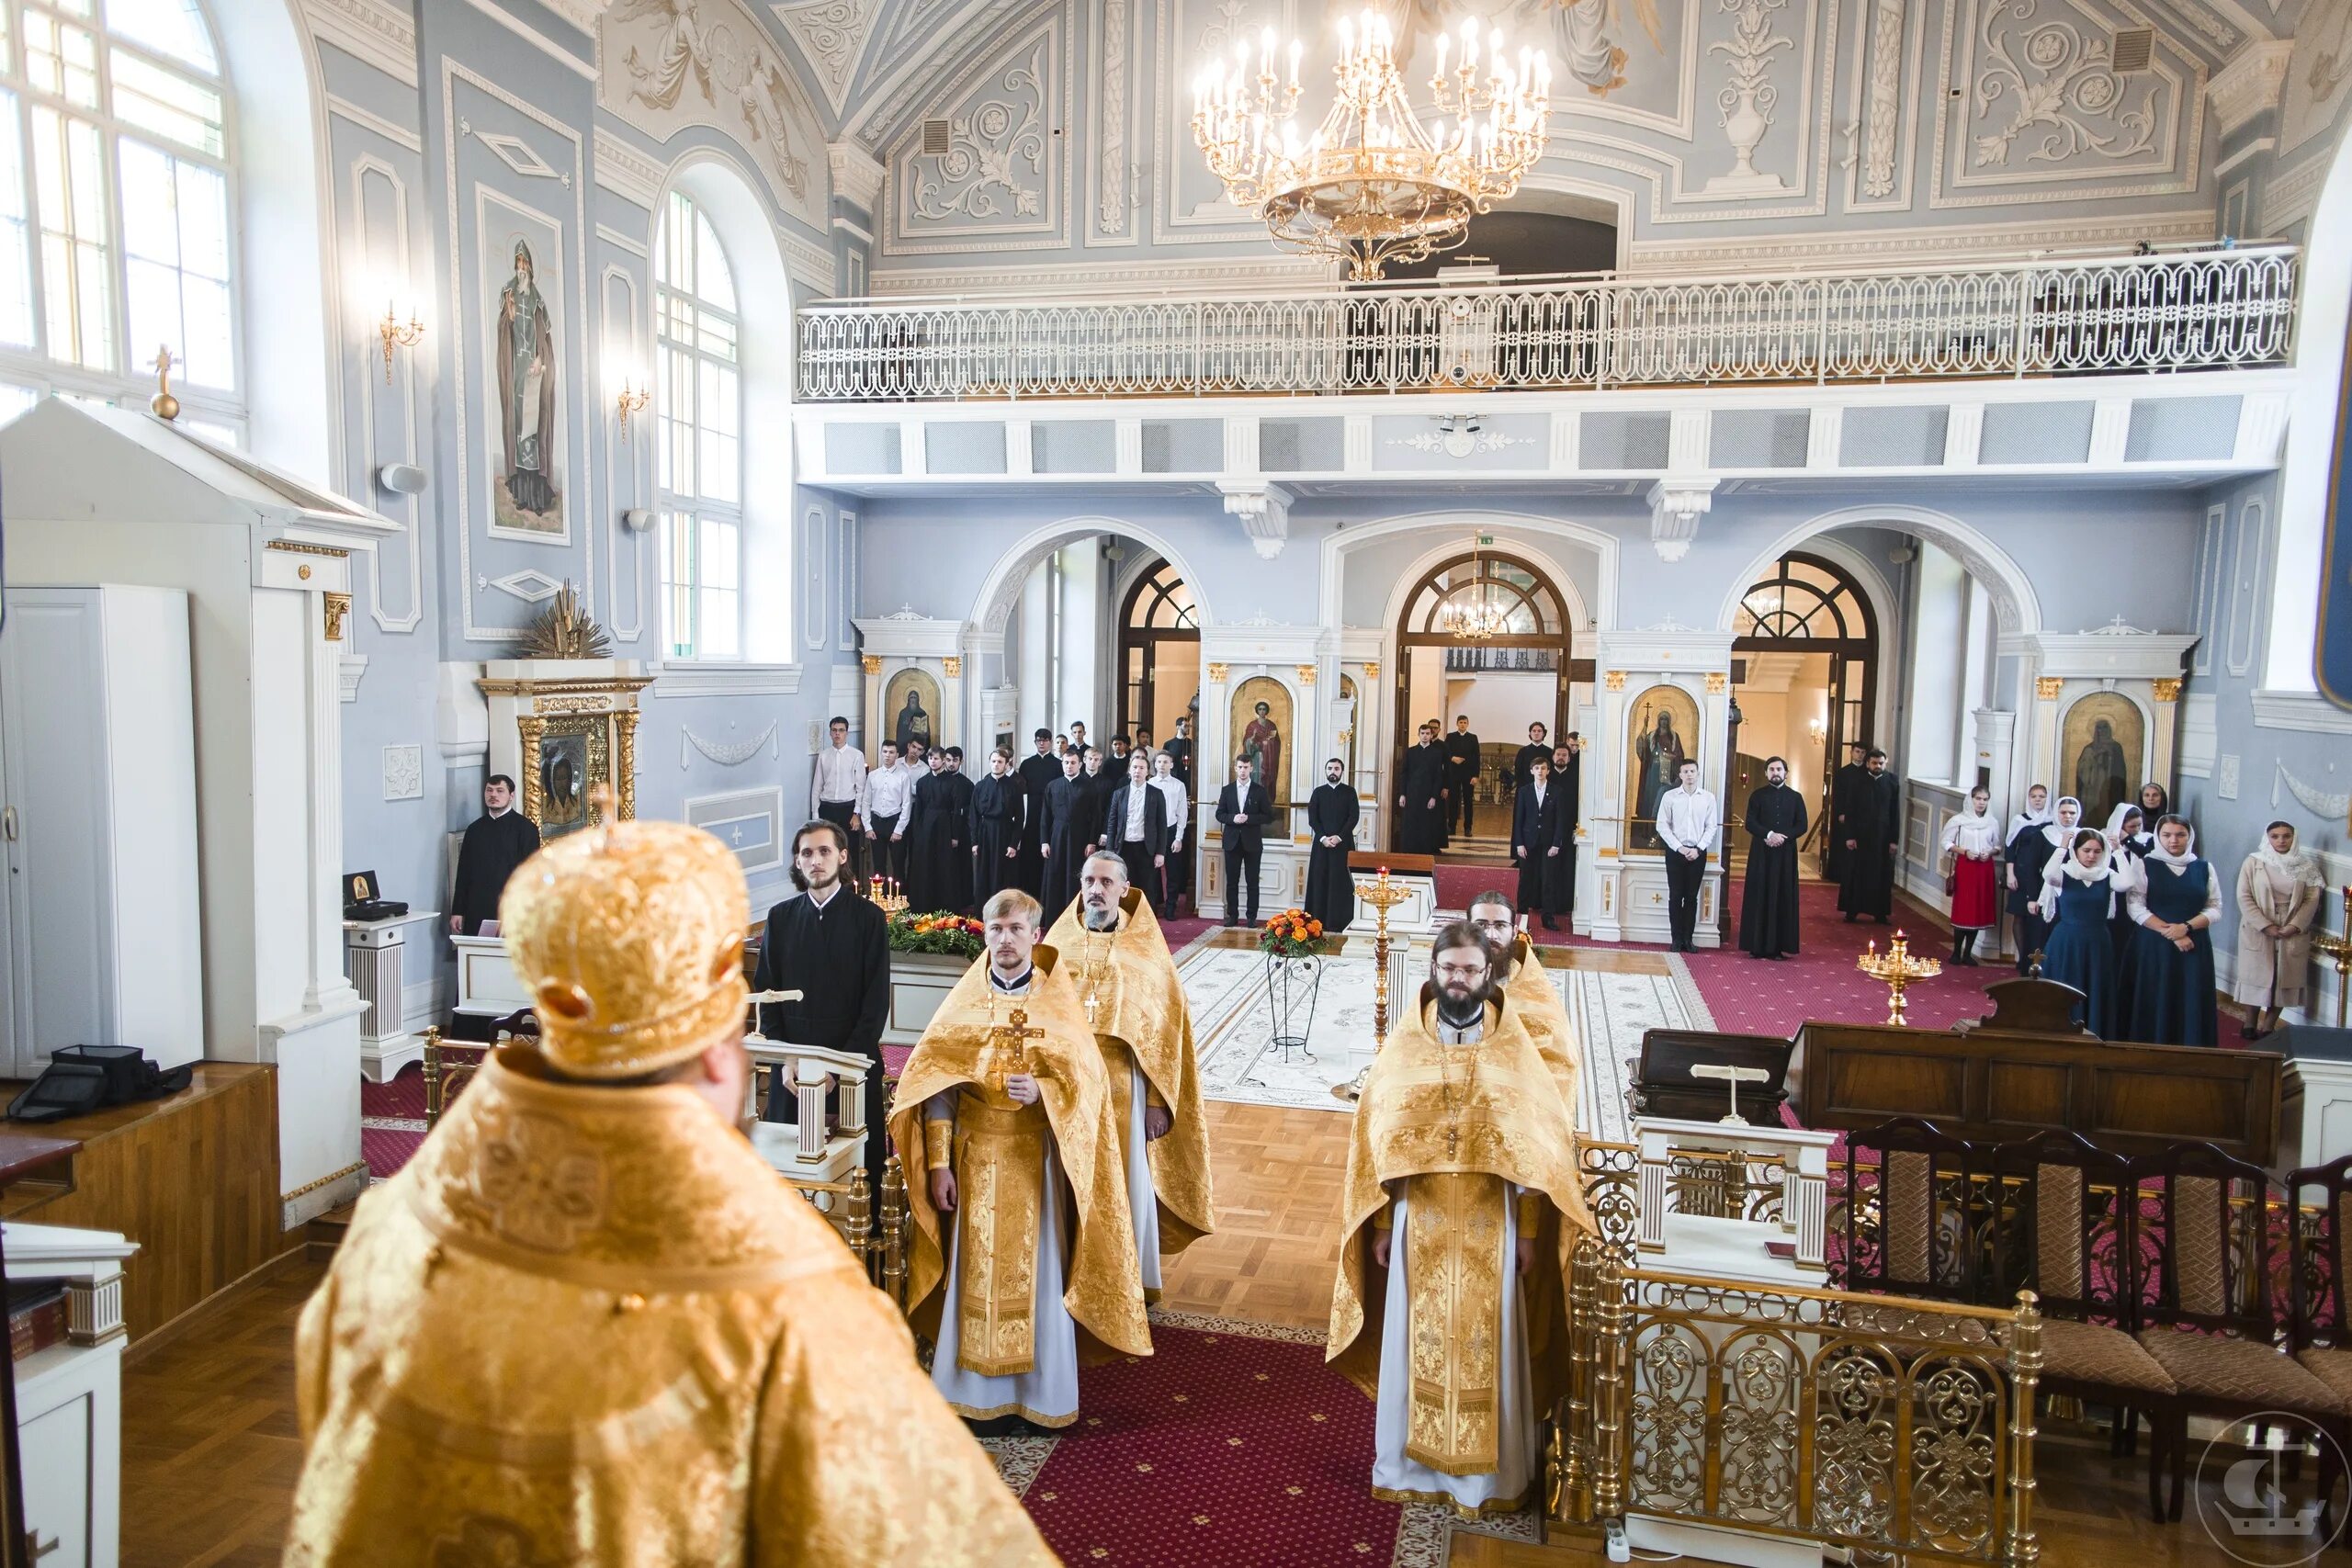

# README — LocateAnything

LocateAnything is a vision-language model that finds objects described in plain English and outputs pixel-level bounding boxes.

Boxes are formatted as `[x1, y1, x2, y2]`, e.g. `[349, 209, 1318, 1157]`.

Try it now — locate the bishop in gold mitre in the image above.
[1046, 852, 1216, 1299]
[1327, 921, 1593, 1518]
[1464, 888, 1585, 1121]
[890, 886, 1150, 1429]
[286, 813, 1052, 1566]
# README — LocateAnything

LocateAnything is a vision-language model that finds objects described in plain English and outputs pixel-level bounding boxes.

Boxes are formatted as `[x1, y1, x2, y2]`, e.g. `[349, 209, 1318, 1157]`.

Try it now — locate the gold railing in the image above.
[795, 1156, 912, 1307]
[1553, 1238, 2043, 1567]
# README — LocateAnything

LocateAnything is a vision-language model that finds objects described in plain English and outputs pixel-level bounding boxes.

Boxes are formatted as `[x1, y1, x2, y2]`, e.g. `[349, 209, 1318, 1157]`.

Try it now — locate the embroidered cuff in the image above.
[923, 1119, 954, 1171]
[1516, 1191, 1544, 1233]
[1372, 1202, 1394, 1233]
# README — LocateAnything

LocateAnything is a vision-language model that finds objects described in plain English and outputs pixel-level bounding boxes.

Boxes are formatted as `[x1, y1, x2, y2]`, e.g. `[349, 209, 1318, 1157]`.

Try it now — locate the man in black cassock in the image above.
[1445, 716, 1481, 837]
[1016, 728, 1060, 897]
[1826, 741, 1868, 884]
[1838, 748, 1901, 924]
[1304, 757, 1359, 931]
[1553, 737, 1584, 928]
[1739, 756, 1807, 959]
[1164, 716, 1193, 787]
[1511, 752, 1571, 930]
[969, 748, 1025, 908]
[449, 774, 540, 937]
[1512, 721, 1552, 794]
[1396, 723, 1448, 854]
[1038, 748, 1095, 919]
[939, 747, 977, 912]
[752, 819, 892, 1192]
[903, 749, 963, 913]
[1080, 746, 1119, 852]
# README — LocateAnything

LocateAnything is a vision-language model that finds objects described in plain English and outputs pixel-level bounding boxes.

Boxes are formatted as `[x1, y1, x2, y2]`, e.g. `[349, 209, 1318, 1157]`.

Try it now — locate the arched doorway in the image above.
[1727, 550, 1879, 868]
[1115, 555, 1201, 745]
[1396, 541, 1592, 848]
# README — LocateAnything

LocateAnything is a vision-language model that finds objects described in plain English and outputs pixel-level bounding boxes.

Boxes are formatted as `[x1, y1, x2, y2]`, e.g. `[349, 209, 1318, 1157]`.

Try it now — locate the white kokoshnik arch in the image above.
[1715, 503, 2043, 638]
[967, 517, 1220, 636]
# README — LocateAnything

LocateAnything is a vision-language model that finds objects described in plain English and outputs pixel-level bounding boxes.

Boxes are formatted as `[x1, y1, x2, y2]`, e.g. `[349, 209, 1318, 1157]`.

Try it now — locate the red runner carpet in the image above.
[1013, 1314, 1475, 1568]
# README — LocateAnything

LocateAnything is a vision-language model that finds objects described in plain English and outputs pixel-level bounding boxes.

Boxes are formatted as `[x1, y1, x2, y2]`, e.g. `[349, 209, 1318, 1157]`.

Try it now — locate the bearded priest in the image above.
[890, 887, 1152, 1430]
[1463, 889, 1589, 1131]
[1046, 851, 1216, 1300]
[1327, 922, 1591, 1518]
[288, 811, 1051, 1566]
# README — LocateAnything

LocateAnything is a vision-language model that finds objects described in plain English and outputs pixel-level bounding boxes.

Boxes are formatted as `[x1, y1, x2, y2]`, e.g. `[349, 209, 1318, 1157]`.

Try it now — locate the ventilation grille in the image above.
[2110, 28, 2154, 73]
[921, 118, 954, 155]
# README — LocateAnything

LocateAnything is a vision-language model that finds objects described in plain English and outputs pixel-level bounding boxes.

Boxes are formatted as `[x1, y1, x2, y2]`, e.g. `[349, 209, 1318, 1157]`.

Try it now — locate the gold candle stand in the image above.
[2313, 887, 2352, 1030]
[1335, 865, 1414, 1103]
[1856, 929, 1940, 1028]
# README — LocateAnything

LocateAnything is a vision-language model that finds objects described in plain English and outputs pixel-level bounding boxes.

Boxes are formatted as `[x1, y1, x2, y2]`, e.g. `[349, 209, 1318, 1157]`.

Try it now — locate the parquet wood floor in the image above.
[122, 1100, 2285, 1568]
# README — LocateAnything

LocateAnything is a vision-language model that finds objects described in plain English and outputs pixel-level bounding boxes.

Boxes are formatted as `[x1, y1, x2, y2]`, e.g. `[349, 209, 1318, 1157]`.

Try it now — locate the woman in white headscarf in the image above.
[2032, 797, 2088, 968]
[2102, 803, 2150, 977]
[2036, 828, 2128, 1036]
[2233, 820, 2324, 1039]
[1938, 785, 2002, 965]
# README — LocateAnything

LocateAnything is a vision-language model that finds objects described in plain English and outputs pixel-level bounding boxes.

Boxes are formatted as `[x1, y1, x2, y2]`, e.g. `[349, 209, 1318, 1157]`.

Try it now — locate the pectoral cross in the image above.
[1690, 1062, 1770, 1126]
[987, 1007, 1046, 1090]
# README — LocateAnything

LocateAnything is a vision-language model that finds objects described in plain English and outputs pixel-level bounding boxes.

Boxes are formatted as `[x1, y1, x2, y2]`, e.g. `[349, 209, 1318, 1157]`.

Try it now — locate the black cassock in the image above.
[1512, 742, 1552, 793]
[1304, 782, 1360, 931]
[1163, 736, 1192, 787]
[1838, 770, 1901, 919]
[904, 771, 965, 914]
[1826, 762, 1869, 883]
[1082, 768, 1120, 851]
[451, 809, 541, 934]
[752, 888, 891, 1189]
[1038, 775, 1097, 920]
[1015, 751, 1060, 896]
[969, 773, 1024, 906]
[1738, 783, 1807, 957]
[1397, 742, 1448, 854]
[1511, 781, 1571, 918]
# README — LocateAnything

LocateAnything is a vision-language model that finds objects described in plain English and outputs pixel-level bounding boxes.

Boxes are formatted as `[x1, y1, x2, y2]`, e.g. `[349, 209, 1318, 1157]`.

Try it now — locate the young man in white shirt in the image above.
[1654, 759, 1721, 953]
[863, 739, 914, 893]
[1149, 750, 1192, 918]
[811, 715, 868, 884]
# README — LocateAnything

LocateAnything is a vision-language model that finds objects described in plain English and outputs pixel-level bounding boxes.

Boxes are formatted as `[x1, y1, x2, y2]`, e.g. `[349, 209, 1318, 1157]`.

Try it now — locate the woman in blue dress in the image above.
[2101, 803, 2148, 978]
[2037, 828, 2124, 1036]
[2122, 814, 2223, 1047]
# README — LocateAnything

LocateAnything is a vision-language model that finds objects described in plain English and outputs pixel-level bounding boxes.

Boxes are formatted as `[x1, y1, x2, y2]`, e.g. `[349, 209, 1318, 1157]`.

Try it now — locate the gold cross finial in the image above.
[151, 344, 180, 421]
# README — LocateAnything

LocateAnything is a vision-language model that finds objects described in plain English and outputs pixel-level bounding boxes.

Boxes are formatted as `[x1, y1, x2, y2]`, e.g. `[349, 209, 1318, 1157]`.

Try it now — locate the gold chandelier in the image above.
[1192, 10, 1551, 283]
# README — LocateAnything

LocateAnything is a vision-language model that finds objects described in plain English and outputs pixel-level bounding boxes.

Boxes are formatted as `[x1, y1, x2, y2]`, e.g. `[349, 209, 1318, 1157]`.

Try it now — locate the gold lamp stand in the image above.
[1335, 866, 1415, 1103]
[1856, 929, 1940, 1028]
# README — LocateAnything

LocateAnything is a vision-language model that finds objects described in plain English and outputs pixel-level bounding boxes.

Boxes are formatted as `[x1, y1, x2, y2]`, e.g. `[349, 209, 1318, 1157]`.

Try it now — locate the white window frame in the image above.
[0, 0, 244, 436]
[653, 187, 745, 663]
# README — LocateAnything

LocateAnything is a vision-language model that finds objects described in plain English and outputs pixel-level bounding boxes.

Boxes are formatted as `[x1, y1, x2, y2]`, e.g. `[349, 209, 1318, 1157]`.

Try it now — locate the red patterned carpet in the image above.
[1008, 1314, 1493, 1568]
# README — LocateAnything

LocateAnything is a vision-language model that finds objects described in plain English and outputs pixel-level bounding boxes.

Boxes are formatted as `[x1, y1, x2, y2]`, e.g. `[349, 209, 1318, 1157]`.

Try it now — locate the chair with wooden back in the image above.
[2132, 1142, 2346, 1521]
[1839, 1117, 1983, 1304]
[1995, 1130, 2177, 1514]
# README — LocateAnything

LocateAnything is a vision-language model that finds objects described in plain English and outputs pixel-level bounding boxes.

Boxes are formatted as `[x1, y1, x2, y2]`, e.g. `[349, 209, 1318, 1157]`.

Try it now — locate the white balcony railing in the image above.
[797, 245, 2299, 402]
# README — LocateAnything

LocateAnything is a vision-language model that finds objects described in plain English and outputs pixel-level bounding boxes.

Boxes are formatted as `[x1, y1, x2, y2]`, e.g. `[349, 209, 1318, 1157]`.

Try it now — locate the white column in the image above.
[1019, 558, 1052, 734]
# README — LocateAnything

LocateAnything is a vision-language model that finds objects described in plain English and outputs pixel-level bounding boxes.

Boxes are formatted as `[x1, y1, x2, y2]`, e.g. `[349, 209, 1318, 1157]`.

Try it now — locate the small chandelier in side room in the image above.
[1438, 534, 1511, 641]
[1192, 10, 1550, 283]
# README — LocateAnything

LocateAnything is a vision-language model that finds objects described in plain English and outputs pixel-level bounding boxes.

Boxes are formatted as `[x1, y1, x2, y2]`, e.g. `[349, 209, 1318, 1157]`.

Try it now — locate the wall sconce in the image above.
[615, 378, 650, 441]
[377, 299, 424, 383]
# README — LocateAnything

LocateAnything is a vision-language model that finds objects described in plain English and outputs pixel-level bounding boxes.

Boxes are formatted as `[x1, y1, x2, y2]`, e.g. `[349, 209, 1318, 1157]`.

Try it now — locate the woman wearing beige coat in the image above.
[2233, 820, 2324, 1038]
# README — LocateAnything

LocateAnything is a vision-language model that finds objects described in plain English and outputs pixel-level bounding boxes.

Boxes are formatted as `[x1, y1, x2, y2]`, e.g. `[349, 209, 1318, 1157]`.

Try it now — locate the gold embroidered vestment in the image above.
[287, 1055, 1052, 1567]
[1046, 891, 1216, 1258]
[1504, 934, 1585, 1122]
[890, 948, 1151, 1372]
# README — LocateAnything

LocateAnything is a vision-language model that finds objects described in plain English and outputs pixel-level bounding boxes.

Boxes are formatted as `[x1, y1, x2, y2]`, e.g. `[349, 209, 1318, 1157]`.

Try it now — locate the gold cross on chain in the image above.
[986, 1006, 1046, 1090]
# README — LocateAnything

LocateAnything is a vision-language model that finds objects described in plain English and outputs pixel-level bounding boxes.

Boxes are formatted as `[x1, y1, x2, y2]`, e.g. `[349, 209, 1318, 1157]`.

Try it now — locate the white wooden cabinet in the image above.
[6, 1221, 137, 1568]
[0, 585, 202, 1077]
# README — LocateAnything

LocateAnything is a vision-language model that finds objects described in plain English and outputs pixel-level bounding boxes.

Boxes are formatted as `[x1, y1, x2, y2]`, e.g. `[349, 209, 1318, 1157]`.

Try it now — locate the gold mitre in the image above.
[498, 799, 749, 1079]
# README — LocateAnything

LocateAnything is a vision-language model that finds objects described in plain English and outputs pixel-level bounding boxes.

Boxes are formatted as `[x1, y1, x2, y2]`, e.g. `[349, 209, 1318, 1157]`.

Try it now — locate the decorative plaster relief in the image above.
[597, 0, 827, 228]
[1095, 0, 1132, 239]
[773, 0, 879, 114]
[382, 743, 424, 801]
[2274, 761, 2350, 823]
[1703, 0, 1796, 196]
[2281, 5, 2352, 156]
[485, 570, 567, 603]
[474, 130, 568, 185]
[1389, 421, 1532, 458]
[683, 722, 781, 766]
[1936, 0, 2201, 207]
[1858, 0, 1906, 199]
[888, 6, 1070, 253]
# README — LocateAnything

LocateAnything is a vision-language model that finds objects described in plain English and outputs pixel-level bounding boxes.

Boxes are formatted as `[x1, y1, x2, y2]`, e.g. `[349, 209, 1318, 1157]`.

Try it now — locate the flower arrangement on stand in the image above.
[887, 909, 986, 960]
[1258, 907, 1328, 957]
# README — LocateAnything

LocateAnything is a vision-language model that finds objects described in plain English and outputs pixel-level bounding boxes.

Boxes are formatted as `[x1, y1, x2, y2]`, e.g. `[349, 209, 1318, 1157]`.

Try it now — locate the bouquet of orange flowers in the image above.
[1259, 907, 1327, 958]
[888, 908, 986, 958]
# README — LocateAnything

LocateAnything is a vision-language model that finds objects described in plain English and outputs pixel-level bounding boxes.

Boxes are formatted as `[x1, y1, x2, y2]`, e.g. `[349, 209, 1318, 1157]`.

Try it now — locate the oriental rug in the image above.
[978, 1308, 1541, 1568]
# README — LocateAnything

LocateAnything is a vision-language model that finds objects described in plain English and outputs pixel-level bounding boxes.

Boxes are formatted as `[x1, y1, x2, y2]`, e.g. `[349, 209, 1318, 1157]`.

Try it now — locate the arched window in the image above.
[0, 0, 238, 435]
[1116, 555, 1199, 740]
[654, 187, 742, 660]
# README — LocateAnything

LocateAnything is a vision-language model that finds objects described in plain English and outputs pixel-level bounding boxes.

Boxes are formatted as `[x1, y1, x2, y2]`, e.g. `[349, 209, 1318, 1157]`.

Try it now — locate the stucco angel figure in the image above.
[1549, 0, 1663, 96]
[740, 50, 811, 199]
[617, 0, 715, 112]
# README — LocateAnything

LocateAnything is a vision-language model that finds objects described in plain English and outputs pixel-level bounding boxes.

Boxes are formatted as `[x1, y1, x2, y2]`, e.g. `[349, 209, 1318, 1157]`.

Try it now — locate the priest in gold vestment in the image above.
[285, 816, 1051, 1567]
[1328, 922, 1592, 1517]
[891, 887, 1151, 1428]
[1466, 888, 1584, 1120]
[1046, 852, 1216, 1297]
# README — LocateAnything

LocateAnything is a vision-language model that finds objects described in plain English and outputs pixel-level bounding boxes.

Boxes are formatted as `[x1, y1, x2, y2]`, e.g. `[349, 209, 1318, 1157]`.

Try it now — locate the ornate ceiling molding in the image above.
[774, 0, 881, 115]
[2207, 39, 2293, 136]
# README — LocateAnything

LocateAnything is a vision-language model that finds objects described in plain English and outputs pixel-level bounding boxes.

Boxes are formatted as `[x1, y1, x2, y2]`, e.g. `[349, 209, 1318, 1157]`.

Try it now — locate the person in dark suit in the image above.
[752, 819, 892, 1192]
[450, 774, 541, 936]
[1445, 716, 1482, 836]
[1510, 752, 1572, 930]
[1103, 750, 1172, 908]
[1163, 716, 1193, 787]
[1216, 756, 1272, 926]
